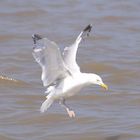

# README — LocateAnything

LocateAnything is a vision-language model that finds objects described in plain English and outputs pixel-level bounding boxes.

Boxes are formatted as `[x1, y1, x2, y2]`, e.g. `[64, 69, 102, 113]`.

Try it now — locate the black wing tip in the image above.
[32, 34, 42, 44]
[83, 24, 92, 32]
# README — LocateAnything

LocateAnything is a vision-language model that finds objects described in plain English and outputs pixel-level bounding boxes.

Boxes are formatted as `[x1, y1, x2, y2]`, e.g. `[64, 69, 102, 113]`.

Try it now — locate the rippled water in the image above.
[0, 0, 140, 140]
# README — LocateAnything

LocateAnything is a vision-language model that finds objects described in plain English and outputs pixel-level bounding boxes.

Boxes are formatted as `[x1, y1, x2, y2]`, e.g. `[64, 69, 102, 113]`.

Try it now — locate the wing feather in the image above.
[63, 24, 92, 73]
[32, 35, 68, 87]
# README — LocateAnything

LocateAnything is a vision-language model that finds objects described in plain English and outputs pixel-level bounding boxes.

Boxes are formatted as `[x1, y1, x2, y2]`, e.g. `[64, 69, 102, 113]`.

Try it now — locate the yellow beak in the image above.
[100, 83, 108, 90]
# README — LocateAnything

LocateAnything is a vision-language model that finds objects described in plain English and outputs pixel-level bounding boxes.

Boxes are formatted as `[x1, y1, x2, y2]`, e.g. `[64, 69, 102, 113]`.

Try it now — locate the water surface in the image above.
[0, 0, 140, 140]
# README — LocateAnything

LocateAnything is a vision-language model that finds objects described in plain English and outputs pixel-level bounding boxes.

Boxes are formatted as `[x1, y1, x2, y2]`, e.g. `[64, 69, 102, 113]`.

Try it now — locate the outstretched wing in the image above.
[63, 24, 92, 73]
[32, 34, 69, 87]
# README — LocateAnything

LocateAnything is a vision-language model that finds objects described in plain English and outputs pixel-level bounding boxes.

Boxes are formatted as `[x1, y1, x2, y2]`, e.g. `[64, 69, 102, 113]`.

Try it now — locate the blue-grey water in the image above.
[0, 0, 140, 140]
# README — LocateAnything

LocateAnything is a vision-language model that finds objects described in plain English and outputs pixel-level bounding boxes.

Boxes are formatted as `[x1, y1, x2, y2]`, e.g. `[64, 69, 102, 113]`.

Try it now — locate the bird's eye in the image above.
[97, 79, 100, 82]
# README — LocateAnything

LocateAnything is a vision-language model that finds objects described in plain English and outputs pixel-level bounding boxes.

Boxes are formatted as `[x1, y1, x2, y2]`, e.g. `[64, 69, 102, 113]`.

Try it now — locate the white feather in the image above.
[40, 96, 54, 113]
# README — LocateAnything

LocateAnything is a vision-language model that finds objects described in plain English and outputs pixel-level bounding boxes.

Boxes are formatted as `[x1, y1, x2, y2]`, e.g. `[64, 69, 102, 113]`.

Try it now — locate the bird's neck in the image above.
[79, 73, 97, 85]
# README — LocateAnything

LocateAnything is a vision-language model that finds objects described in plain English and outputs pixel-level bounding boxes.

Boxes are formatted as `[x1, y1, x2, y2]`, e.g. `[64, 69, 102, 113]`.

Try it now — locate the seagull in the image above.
[32, 24, 108, 118]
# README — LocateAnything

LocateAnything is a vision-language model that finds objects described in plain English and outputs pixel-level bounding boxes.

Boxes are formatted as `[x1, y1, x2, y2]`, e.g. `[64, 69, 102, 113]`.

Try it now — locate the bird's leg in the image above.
[59, 98, 75, 118]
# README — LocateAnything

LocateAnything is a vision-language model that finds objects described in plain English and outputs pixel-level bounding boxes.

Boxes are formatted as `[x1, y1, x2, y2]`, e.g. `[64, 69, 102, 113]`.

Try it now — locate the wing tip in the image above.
[32, 34, 42, 44]
[83, 24, 92, 32]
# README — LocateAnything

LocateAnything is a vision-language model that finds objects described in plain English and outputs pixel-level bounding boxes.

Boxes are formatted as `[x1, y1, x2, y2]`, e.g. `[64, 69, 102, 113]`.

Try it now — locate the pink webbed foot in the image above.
[59, 98, 76, 118]
[66, 108, 76, 118]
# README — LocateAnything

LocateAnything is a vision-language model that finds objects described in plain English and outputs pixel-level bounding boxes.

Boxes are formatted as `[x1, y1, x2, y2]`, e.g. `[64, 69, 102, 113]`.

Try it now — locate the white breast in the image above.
[55, 73, 89, 98]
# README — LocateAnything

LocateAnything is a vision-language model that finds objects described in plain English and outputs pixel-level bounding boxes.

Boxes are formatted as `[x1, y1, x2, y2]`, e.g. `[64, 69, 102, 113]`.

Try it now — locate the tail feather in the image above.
[40, 97, 54, 113]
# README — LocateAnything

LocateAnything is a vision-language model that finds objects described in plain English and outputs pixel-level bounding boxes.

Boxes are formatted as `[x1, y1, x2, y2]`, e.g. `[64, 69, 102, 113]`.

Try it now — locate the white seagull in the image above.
[32, 24, 108, 118]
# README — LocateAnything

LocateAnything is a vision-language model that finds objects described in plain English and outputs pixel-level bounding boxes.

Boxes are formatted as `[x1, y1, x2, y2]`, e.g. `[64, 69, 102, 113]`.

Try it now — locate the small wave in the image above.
[0, 75, 18, 82]
[0, 75, 30, 87]
[81, 62, 118, 73]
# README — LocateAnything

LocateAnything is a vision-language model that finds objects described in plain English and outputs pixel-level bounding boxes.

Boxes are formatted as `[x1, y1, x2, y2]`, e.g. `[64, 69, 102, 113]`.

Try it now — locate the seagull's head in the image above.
[88, 74, 108, 90]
